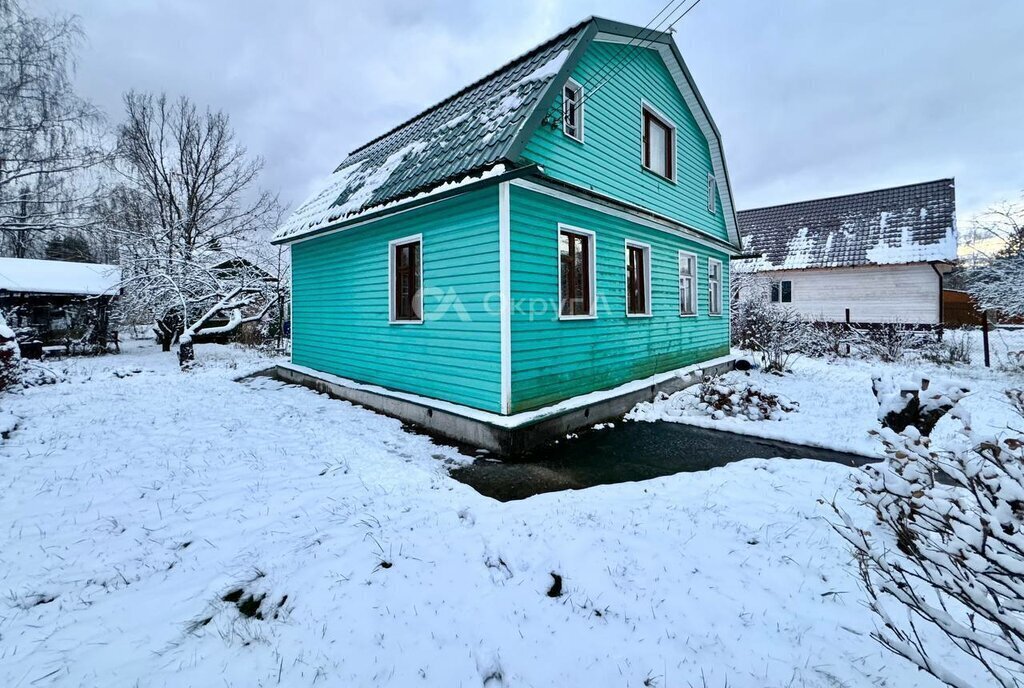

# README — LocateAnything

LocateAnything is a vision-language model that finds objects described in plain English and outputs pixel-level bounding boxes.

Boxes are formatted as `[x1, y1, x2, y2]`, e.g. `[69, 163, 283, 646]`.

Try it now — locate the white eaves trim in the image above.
[279, 353, 743, 428]
[594, 33, 741, 250]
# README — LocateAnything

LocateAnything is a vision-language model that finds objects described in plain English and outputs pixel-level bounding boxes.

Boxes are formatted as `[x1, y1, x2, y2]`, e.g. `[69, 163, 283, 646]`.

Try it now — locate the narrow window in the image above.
[559, 227, 594, 317]
[562, 79, 583, 141]
[708, 258, 723, 316]
[707, 173, 716, 214]
[679, 251, 697, 316]
[390, 236, 422, 322]
[625, 241, 651, 316]
[642, 106, 674, 180]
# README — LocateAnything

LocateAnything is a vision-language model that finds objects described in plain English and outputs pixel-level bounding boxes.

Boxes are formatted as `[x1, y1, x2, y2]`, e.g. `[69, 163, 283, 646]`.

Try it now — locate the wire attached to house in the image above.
[543, 0, 706, 129]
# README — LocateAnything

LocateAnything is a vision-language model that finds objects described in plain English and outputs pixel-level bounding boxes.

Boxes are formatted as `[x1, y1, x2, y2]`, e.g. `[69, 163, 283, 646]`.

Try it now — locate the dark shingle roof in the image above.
[274, 21, 589, 240]
[736, 179, 957, 271]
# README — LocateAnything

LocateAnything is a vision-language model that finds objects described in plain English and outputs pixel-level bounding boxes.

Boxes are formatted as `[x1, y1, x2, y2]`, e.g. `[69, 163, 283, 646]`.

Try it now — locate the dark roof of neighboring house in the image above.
[736, 179, 958, 271]
[273, 17, 741, 247]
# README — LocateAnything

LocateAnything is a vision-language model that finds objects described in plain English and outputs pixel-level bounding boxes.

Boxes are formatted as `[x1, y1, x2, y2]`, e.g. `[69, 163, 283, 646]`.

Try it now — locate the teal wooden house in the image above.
[273, 17, 742, 452]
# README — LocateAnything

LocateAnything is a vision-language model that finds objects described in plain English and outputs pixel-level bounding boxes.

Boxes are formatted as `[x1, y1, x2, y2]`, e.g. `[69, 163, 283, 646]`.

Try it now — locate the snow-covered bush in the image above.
[832, 391, 1024, 688]
[695, 375, 798, 421]
[0, 312, 21, 392]
[804, 320, 855, 358]
[871, 374, 969, 435]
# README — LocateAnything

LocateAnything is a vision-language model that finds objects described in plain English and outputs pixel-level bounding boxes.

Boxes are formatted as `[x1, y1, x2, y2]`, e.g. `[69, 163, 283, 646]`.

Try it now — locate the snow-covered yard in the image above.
[0, 338, 1010, 687]
[630, 327, 1024, 459]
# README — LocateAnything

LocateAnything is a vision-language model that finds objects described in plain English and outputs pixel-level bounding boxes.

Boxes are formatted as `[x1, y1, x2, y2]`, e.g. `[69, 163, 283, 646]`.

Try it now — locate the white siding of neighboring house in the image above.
[745, 263, 943, 325]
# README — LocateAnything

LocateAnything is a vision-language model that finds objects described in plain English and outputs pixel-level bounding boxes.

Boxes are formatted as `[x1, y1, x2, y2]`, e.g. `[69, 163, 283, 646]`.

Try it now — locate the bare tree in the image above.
[107, 92, 282, 355]
[0, 0, 107, 258]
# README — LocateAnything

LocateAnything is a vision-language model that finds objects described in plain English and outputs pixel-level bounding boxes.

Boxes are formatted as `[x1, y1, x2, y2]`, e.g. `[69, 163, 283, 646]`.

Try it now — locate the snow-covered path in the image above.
[0, 342, 973, 687]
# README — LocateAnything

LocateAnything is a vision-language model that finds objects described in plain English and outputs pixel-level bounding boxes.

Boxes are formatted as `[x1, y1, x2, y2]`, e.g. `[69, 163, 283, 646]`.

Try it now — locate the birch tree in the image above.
[0, 0, 107, 258]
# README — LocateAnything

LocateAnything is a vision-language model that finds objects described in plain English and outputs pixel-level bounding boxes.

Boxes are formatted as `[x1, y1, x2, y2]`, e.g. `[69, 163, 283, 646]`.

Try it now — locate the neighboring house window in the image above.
[707, 173, 716, 214]
[625, 241, 651, 316]
[678, 251, 697, 316]
[708, 258, 723, 315]
[558, 226, 595, 318]
[390, 235, 422, 322]
[771, 280, 792, 303]
[563, 79, 583, 141]
[642, 104, 675, 180]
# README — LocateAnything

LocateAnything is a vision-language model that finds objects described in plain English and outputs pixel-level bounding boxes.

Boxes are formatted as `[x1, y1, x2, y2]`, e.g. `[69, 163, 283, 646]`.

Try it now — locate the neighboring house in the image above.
[272, 17, 742, 449]
[0, 257, 122, 355]
[735, 179, 957, 326]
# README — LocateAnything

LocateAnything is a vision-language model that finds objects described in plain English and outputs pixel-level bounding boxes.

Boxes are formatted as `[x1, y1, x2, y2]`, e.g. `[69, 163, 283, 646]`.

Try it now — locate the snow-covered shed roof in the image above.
[273, 17, 742, 248]
[0, 257, 121, 296]
[735, 179, 957, 272]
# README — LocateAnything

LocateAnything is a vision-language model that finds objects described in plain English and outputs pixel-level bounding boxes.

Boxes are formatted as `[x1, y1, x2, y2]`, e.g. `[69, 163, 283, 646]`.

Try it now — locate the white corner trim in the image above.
[388, 233, 424, 324]
[498, 182, 512, 415]
[288, 245, 295, 363]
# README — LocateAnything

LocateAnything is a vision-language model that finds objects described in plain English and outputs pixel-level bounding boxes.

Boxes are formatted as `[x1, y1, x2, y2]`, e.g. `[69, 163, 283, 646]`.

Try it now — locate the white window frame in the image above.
[556, 224, 597, 320]
[708, 257, 723, 316]
[678, 250, 698, 317]
[707, 173, 716, 214]
[562, 78, 584, 143]
[624, 239, 652, 318]
[640, 100, 677, 183]
[388, 233, 423, 324]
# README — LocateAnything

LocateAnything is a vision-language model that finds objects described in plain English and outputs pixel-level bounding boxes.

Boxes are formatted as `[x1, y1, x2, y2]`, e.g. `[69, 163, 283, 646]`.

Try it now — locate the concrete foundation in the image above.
[273, 356, 739, 456]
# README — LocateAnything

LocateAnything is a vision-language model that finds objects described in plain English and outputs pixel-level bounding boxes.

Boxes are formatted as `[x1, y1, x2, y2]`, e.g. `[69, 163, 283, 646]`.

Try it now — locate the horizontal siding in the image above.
[522, 40, 728, 242]
[509, 185, 730, 413]
[291, 188, 502, 412]
[749, 265, 941, 325]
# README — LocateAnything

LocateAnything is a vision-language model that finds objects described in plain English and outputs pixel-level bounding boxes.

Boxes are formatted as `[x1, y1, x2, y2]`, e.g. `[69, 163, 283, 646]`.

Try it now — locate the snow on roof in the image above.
[0, 257, 121, 296]
[735, 179, 957, 271]
[273, 21, 589, 242]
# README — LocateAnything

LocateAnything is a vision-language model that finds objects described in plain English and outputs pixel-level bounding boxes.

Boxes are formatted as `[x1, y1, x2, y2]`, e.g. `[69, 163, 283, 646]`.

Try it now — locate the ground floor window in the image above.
[771, 280, 792, 303]
[558, 226, 595, 318]
[708, 258, 723, 315]
[390, 235, 422, 322]
[679, 251, 697, 316]
[625, 240, 651, 316]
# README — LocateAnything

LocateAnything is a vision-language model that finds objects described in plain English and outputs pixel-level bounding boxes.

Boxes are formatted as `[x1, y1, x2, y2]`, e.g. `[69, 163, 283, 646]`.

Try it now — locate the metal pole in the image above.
[982, 310, 991, 368]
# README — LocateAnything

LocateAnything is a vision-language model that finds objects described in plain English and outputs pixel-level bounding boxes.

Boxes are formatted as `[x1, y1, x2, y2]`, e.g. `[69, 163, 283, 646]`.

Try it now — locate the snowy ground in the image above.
[629, 327, 1024, 458]
[0, 339, 1000, 687]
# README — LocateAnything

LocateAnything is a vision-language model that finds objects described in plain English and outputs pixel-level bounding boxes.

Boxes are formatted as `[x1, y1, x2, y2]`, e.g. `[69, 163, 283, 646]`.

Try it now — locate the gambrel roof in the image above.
[735, 179, 957, 271]
[274, 17, 740, 248]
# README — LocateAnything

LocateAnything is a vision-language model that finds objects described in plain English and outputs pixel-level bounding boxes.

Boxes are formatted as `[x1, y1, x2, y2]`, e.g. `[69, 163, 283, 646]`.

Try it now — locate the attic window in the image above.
[642, 104, 675, 181]
[562, 79, 584, 142]
[707, 173, 716, 214]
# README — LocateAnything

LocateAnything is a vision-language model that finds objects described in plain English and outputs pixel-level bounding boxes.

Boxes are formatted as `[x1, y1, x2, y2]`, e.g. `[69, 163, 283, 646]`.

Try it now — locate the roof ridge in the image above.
[738, 178, 955, 215]
[346, 17, 594, 158]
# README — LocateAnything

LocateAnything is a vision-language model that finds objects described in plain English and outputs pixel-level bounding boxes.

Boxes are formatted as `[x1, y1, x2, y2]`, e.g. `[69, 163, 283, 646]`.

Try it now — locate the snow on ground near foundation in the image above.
[0, 341, 989, 687]
[629, 327, 1024, 458]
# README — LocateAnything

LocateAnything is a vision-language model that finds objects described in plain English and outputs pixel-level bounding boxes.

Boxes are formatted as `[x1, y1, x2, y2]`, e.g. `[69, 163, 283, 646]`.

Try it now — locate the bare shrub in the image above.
[856, 322, 925, 363]
[921, 328, 973, 366]
[730, 274, 811, 373]
[831, 390, 1024, 688]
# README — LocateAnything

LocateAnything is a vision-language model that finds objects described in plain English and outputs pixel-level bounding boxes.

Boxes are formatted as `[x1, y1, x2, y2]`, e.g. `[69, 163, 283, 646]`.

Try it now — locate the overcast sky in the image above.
[38, 0, 1024, 225]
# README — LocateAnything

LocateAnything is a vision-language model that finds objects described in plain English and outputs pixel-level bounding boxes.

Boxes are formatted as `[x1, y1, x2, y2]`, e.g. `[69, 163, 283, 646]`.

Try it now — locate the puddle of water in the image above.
[450, 421, 876, 502]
